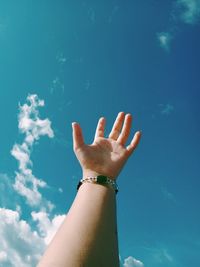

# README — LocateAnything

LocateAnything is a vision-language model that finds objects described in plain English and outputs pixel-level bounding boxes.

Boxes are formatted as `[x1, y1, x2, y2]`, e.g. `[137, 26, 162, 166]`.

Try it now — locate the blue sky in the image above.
[0, 1, 200, 266]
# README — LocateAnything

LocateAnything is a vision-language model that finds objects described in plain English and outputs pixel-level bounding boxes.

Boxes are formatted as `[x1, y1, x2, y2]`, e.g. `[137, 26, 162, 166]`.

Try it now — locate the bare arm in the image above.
[37, 112, 141, 267]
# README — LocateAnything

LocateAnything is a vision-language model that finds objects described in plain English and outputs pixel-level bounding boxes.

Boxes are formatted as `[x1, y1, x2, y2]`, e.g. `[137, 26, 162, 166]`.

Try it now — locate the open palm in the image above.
[72, 112, 141, 180]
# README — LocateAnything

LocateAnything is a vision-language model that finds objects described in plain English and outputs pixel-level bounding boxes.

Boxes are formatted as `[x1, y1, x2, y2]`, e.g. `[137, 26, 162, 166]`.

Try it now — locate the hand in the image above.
[72, 112, 141, 180]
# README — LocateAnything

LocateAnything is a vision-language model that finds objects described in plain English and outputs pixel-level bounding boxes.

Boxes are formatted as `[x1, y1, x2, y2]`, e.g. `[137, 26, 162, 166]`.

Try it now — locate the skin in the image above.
[37, 112, 141, 267]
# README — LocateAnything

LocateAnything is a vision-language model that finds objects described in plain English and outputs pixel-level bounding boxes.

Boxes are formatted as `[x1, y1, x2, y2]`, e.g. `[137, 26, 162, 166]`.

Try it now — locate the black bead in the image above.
[77, 181, 82, 190]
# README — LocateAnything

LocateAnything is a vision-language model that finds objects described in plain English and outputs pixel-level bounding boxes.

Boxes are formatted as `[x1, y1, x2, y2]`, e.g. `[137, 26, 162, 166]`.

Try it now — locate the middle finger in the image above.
[109, 112, 125, 140]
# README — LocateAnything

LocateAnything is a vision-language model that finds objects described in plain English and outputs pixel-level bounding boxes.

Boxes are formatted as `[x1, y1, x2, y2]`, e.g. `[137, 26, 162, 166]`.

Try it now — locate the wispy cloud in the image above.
[108, 5, 120, 23]
[11, 94, 54, 209]
[56, 52, 67, 65]
[123, 256, 144, 267]
[152, 248, 174, 264]
[157, 0, 200, 51]
[85, 79, 91, 91]
[0, 21, 7, 40]
[176, 0, 200, 24]
[159, 103, 174, 116]
[88, 7, 96, 23]
[142, 245, 175, 266]
[0, 173, 18, 208]
[50, 77, 65, 95]
[161, 186, 176, 203]
[157, 32, 173, 52]
[0, 23, 6, 33]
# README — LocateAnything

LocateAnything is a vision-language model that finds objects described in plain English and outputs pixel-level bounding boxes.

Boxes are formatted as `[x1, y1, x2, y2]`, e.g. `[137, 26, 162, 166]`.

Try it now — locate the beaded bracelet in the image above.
[77, 175, 118, 194]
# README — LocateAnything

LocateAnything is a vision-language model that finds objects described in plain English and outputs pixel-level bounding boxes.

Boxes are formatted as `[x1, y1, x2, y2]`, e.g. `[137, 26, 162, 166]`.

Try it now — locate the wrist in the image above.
[82, 169, 102, 179]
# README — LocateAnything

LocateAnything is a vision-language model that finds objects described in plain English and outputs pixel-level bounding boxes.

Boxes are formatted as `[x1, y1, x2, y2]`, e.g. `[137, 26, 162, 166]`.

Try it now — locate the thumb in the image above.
[72, 122, 85, 151]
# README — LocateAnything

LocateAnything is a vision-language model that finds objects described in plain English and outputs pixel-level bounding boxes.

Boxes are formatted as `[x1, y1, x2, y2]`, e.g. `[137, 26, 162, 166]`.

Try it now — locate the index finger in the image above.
[72, 122, 85, 151]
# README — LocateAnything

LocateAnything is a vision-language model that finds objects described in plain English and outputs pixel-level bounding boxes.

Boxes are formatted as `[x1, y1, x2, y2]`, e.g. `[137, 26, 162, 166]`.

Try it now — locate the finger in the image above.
[126, 131, 142, 155]
[72, 122, 85, 150]
[109, 112, 125, 140]
[117, 113, 132, 146]
[94, 117, 106, 140]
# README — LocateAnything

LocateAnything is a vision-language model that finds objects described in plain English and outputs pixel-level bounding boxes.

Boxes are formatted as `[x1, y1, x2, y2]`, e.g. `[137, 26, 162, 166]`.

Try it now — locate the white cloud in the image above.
[177, 0, 200, 24]
[18, 94, 54, 144]
[0, 95, 66, 266]
[157, 32, 172, 51]
[13, 173, 47, 206]
[31, 211, 65, 245]
[0, 251, 7, 262]
[0, 207, 45, 267]
[11, 144, 32, 174]
[123, 256, 144, 267]
[11, 94, 54, 209]
[0, 207, 65, 267]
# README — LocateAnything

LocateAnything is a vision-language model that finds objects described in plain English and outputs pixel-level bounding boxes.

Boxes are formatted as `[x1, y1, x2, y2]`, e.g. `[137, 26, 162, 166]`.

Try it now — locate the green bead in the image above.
[97, 175, 107, 184]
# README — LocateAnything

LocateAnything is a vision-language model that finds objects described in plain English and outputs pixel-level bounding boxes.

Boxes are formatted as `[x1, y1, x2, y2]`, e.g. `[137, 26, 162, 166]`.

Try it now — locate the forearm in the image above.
[37, 182, 119, 267]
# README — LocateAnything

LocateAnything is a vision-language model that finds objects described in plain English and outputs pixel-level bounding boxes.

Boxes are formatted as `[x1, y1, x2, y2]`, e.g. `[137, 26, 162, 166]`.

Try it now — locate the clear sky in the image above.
[0, 1, 200, 266]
